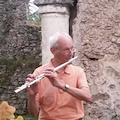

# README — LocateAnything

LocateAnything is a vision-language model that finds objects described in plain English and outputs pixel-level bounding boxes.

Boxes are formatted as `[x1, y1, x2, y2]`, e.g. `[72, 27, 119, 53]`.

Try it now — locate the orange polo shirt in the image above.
[33, 59, 89, 120]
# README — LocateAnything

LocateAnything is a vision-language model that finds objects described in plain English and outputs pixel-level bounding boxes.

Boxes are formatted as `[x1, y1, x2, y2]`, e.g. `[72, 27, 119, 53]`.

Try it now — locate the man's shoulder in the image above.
[68, 64, 85, 74]
[70, 64, 84, 70]
[33, 63, 52, 77]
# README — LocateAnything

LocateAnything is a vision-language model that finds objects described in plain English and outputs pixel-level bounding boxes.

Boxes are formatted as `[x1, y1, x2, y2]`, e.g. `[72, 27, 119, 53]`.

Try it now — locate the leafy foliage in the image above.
[29, 11, 41, 26]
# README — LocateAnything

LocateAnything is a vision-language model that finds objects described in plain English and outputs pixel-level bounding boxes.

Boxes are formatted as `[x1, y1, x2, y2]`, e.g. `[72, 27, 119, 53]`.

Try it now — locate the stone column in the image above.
[34, 0, 73, 64]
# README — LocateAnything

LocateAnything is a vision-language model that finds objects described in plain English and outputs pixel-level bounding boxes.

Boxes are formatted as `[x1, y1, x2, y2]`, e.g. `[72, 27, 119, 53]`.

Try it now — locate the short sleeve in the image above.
[77, 68, 89, 88]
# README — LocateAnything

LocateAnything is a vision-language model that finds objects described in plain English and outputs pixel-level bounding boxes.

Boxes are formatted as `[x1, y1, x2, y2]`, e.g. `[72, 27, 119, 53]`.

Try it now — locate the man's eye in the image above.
[65, 49, 69, 51]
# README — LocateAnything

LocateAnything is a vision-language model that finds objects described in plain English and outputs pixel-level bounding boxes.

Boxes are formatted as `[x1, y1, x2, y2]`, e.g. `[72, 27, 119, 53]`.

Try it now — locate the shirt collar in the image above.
[48, 59, 72, 75]
[48, 58, 54, 68]
[64, 64, 72, 75]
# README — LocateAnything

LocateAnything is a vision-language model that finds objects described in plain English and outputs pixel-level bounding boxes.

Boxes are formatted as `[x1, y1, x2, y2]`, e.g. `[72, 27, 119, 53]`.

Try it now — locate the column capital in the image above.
[38, 4, 70, 15]
[34, 0, 74, 6]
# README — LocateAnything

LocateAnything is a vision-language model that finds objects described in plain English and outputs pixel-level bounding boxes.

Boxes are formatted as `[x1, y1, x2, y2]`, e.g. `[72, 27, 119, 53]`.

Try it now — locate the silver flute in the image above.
[14, 56, 78, 93]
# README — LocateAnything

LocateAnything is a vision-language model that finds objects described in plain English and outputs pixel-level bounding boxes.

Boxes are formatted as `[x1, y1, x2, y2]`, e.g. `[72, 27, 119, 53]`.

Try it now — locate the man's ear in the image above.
[50, 47, 56, 55]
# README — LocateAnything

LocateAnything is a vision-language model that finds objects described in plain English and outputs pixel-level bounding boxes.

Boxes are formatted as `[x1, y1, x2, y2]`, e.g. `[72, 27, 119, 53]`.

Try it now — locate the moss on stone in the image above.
[0, 56, 41, 86]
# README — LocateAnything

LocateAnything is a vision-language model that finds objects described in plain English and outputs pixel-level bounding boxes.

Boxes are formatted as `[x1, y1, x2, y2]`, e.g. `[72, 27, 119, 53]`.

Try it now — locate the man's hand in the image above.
[43, 68, 61, 88]
[26, 74, 38, 96]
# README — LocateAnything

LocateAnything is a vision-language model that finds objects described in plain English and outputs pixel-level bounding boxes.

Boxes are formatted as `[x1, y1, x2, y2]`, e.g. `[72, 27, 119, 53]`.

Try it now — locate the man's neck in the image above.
[52, 58, 66, 74]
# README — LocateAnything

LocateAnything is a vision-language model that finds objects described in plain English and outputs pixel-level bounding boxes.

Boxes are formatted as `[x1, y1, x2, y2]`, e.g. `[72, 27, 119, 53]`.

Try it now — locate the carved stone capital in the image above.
[34, 0, 74, 6]
[38, 4, 69, 15]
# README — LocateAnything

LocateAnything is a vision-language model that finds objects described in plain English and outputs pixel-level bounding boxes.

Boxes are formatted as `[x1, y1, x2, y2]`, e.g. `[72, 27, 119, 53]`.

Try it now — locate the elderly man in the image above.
[26, 33, 92, 120]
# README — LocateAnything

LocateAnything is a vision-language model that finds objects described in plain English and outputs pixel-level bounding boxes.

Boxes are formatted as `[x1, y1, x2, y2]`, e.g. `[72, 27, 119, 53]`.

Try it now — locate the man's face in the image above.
[54, 36, 75, 63]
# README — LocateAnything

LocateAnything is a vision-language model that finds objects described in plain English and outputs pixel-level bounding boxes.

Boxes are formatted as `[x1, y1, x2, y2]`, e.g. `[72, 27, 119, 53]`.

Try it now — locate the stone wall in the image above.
[0, 0, 41, 114]
[1, 0, 120, 119]
[73, 0, 120, 120]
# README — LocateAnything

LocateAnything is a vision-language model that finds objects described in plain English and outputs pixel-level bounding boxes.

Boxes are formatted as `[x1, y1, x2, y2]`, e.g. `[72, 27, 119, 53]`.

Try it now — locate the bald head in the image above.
[49, 32, 73, 49]
[49, 32, 74, 63]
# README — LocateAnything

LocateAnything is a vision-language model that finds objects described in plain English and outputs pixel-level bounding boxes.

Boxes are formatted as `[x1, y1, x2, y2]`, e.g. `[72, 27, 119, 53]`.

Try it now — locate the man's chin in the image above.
[66, 57, 72, 61]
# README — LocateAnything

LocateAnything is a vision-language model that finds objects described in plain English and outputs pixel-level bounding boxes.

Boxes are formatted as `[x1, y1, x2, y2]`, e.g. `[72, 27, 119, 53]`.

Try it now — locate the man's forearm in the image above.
[65, 86, 92, 102]
[58, 83, 92, 102]
[27, 94, 39, 117]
